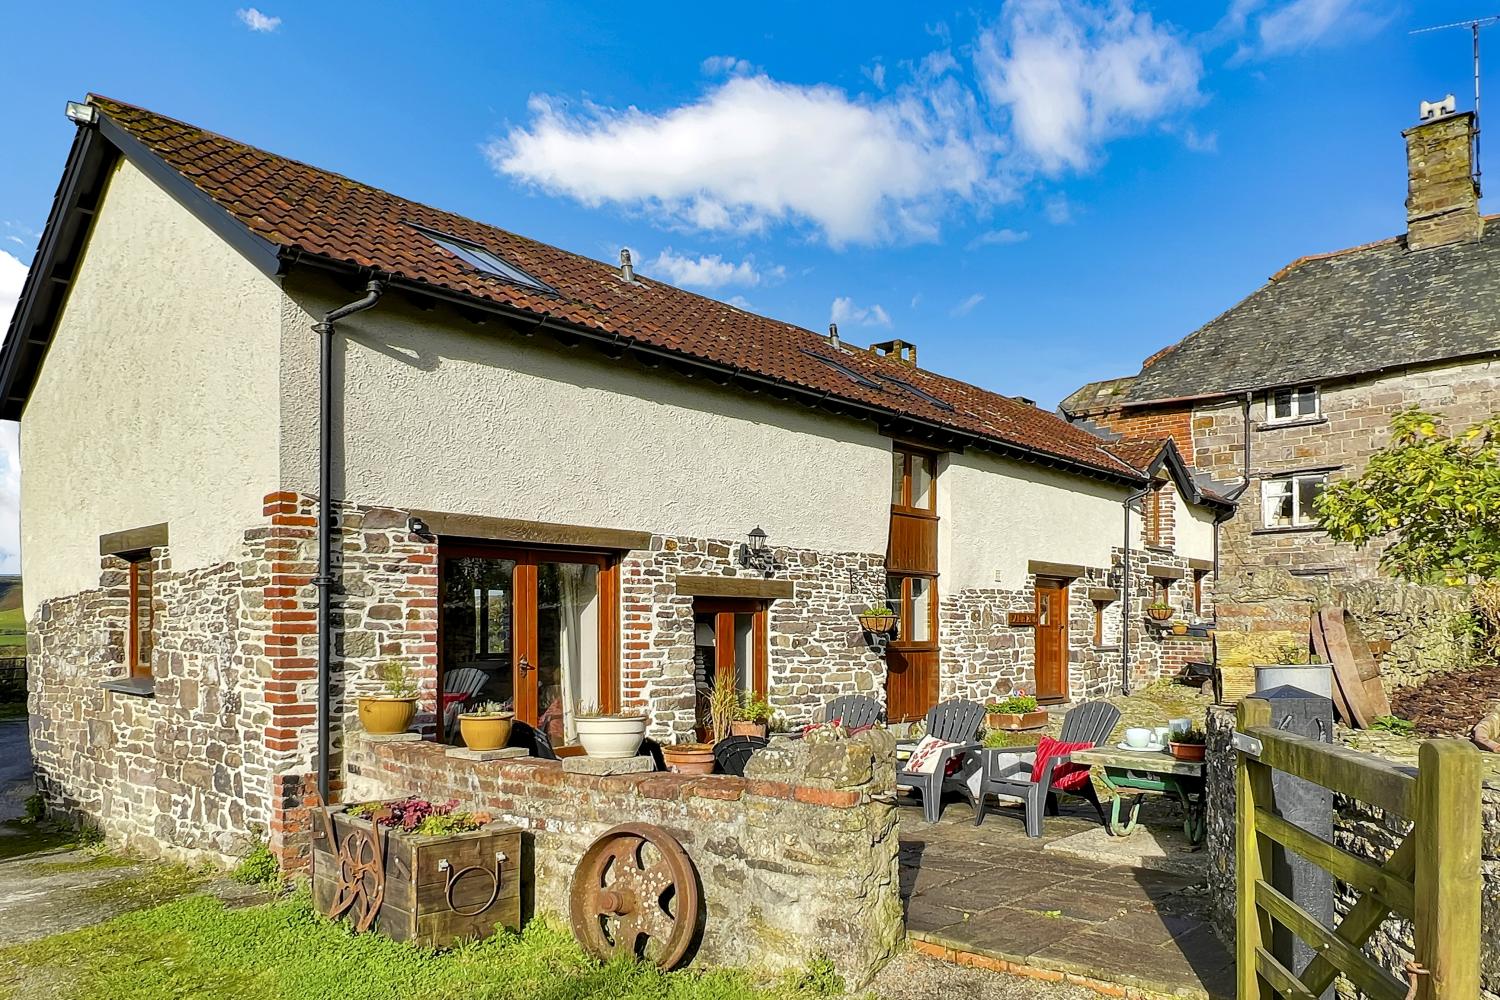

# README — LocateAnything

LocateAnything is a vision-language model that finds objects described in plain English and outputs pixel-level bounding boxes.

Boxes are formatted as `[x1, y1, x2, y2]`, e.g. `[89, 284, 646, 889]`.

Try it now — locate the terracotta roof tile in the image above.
[89, 95, 1137, 479]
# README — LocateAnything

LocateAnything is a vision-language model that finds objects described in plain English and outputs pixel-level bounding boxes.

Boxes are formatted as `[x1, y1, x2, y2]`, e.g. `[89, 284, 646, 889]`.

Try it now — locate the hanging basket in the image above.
[857, 613, 897, 633]
[1146, 607, 1174, 622]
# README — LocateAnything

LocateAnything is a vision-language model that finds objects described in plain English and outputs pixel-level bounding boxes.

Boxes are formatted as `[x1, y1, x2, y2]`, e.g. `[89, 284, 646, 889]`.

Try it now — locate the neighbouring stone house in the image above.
[1062, 102, 1500, 658]
[2, 96, 1227, 864]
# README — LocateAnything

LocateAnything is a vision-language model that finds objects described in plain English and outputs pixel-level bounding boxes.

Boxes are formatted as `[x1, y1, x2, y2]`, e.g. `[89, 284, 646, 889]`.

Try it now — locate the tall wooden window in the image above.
[1143, 485, 1165, 547]
[885, 575, 936, 646]
[127, 557, 154, 679]
[1193, 571, 1207, 616]
[1093, 601, 1107, 647]
[891, 448, 936, 512]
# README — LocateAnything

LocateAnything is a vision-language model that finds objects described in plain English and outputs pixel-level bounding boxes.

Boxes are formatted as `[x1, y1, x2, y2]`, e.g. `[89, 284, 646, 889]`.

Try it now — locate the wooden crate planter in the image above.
[311, 805, 522, 949]
[986, 710, 1049, 731]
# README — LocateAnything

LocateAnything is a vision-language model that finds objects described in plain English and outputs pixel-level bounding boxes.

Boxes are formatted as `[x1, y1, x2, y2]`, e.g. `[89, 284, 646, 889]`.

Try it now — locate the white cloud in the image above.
[1182, 125, 1218, 153]
[864, 62, 888, 90]
[0, 250, 26, 575]
[1225, 0, 1387, 63]
[491, 74, 995, 246]
[701, 55, 755, 77]
[950, 293, 985, 317]
[976, 0, 1201, 172]
[1045, 194, 1074, 224]
[649, 248, 773, 289]
[967, 227, 1030, 248]
[831, 296, 892, 327]
[236, 7, 281, 32]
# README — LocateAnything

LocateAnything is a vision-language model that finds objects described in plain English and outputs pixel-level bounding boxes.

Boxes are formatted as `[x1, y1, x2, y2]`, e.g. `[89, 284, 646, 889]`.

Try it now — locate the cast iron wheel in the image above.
[569, 822, 700, 969]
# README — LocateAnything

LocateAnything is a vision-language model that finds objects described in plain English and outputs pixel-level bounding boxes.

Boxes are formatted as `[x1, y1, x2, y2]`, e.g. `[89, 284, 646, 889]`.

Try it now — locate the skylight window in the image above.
[802, 350, 885, 391]
[870, 372, 955, 412]
[406, 222, 552, 293]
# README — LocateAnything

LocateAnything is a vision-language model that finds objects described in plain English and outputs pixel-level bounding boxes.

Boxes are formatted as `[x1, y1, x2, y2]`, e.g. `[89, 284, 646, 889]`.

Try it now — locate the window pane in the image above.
[441, 555, 516, 738]
[1264, 481, 1293, 527]
[733, 613, 755, 694]
[1296, 388, 1318, 417]
[909, 578, 932, 643]
[1272, 389, 1292, 420]
[535, 562, 600, 745]
[891, 452, 906, 506]
[1296, 476, 1325, 526]
[132, 561, 153, 675]
[885, 576, 904, 641]
[911, 455, 934, 510]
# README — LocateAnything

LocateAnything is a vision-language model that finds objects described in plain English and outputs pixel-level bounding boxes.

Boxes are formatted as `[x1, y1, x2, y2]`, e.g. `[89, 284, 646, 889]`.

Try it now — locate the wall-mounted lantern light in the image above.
[407, 516, 431, 537]
[739, 526, 774, 577]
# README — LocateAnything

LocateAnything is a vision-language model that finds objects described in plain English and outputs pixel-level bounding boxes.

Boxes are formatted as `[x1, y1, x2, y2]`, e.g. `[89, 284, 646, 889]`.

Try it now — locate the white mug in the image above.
[1124, 727, 1153, 749]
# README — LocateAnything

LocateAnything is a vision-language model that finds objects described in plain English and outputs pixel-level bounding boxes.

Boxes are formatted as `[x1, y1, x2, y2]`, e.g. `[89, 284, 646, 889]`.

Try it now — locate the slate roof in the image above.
[31, 96, 1138, 481]
[1087, 221, 1500, 409]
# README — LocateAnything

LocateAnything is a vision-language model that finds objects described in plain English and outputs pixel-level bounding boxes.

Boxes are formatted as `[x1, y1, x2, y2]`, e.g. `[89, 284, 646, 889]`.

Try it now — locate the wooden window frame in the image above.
[127, 555, 154, 680]
[1260, 472, 1329, 528]
[693, 598, 769, 701]
[1193, 571, 1206, 616]
[1092, 601, 1106, 647]
[1143, 484, 1165, 547]
[886, 573, 939, 651]
[891, 447, 938, 515]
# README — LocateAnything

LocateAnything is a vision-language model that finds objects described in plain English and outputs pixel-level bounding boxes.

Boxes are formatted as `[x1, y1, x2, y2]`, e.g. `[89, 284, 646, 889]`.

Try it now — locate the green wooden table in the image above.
[1070, 747, 1207, 844]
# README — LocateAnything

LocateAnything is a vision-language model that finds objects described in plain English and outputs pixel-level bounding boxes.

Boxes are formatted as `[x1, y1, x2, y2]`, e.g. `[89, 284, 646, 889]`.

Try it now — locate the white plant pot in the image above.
[575, 716, 648, 759]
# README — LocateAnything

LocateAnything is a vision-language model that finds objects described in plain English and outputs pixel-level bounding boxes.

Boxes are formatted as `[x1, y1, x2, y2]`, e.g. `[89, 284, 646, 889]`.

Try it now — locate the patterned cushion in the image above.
[1030, 736, 1095, 792]
[903, 734, 963, 776]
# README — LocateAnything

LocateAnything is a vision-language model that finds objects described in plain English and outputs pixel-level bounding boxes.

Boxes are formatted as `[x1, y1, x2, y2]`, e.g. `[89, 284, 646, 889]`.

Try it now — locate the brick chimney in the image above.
[1404, 103, 1483, 251]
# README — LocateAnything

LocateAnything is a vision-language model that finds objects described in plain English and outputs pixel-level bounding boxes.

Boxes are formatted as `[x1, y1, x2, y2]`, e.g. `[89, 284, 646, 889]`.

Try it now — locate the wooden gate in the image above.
[1234, 698, 1482, 999]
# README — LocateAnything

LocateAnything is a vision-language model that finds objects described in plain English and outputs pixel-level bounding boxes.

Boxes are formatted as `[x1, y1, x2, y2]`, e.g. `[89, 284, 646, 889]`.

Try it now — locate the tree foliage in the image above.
[1313, 408, 1500, 584]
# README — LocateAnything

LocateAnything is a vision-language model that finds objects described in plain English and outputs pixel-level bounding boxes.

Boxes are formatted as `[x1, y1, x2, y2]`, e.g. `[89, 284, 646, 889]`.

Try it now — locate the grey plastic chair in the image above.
[973, 700, 1122, 836]
[441, 666, 489, 731]
[895, 699, 986, 823]
[821, 694, 884, 729]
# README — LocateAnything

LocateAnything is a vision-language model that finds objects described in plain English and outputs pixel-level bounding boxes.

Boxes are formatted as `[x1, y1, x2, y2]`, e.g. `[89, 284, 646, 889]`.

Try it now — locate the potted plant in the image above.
[731, 695, 774, 738]
[1171, 621, 1189, 635]
[1146, 601, 1175, 622]
[574, 706, 649, 759]
[456, 700, 514, 751]
[357, 658, 420, 735]
[857, 605, 898, 633]
[662, 741, 716, 774]
[985, 692, 1047, 731]
[709, 665, 738, 745]
[1168, 726, 1207, 762]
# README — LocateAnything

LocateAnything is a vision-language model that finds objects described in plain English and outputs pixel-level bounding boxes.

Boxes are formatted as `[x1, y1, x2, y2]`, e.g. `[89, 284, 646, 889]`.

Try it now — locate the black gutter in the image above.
[1120, 485, 1149, 696]
[285, 254, 1148, 490]
[312, 280, 385, 804]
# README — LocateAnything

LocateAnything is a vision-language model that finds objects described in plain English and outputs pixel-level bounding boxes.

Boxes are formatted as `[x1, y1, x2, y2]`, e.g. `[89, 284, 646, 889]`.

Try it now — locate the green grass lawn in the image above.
[0, 889, 846, 1000]
[0, 606, 24, 649]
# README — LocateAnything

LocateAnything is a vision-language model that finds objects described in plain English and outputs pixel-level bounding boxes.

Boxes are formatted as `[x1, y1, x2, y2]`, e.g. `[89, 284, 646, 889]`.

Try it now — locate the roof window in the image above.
[803, 350, 885, 391]
[407, 223, 552, 292]
[870, 372, 955, 412]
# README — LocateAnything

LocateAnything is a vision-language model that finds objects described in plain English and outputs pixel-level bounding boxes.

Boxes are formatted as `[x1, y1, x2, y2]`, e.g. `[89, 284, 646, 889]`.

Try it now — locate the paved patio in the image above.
[898, 791, 1234, 999]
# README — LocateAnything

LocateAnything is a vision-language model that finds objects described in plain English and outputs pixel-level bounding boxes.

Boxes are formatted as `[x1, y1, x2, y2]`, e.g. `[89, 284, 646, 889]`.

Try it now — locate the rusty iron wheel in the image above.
[569, 822, 700, 970]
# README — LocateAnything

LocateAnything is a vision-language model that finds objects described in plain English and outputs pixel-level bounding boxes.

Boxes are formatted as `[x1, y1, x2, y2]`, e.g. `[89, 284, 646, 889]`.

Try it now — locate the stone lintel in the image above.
[99, 522, 169, 556]
[1186, 557, 1214, 572]
[1146, 563, 1186, 579]
[1028, 560, 1089, 580]
[1087, 587, 1120, 603]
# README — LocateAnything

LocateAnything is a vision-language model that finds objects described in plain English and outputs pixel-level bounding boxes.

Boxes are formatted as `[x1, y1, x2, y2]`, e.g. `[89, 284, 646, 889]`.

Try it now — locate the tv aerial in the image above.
[1411, 15, 1500, 191]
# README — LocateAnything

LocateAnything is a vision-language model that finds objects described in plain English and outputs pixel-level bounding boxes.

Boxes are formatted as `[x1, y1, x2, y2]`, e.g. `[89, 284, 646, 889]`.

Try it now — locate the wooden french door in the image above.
[692, 599, 767, 738]
[884, 574, 938, 723]
[1033, 578, 1069, 704]
[437, 544, 618, 744]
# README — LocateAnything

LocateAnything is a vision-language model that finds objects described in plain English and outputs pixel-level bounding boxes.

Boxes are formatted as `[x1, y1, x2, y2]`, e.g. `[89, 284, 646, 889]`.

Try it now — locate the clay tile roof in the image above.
[1102, 436, 1167, 472]
[84, 95, 1138, 481]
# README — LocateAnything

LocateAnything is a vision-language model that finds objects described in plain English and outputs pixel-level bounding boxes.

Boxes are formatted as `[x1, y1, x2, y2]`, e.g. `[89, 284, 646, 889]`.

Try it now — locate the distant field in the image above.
[0, 606, 25, 650]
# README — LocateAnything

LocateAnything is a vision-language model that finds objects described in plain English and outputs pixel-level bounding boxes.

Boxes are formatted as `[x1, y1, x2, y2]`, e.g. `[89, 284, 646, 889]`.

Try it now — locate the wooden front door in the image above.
[1033, 578, 1069, 704]
[691, 599, 768, 738]
[885, 647, 938, 724]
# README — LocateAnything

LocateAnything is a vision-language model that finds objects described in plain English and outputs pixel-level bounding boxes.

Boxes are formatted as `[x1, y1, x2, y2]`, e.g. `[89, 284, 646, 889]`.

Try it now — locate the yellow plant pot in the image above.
[459, 713, 514, 751]
[358, 696, 417, 735]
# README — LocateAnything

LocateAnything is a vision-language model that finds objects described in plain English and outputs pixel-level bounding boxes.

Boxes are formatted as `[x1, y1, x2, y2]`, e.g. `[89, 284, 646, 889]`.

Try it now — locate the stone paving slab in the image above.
[900, 796, 1232, 999]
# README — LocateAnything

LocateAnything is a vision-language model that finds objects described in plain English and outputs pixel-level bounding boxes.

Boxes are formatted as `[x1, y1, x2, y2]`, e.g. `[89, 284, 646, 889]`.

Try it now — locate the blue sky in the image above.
[0, 1, 1493, 572]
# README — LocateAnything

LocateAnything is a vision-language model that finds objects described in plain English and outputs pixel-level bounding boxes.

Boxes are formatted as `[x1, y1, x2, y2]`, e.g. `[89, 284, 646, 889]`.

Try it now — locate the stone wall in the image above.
[344, 732, 904, 985]
[1203, 707, 1500, 998]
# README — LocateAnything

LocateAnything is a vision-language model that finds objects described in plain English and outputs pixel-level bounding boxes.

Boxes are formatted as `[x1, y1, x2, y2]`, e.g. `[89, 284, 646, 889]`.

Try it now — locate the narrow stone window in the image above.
[1092, 601, 1106, 646]
[127, 556, 154, 679]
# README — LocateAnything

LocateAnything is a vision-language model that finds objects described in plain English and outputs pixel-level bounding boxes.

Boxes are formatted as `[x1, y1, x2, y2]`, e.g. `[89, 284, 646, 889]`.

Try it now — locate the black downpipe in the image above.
[313, 280, 385, 803]
[1120, 485, 1150, 696]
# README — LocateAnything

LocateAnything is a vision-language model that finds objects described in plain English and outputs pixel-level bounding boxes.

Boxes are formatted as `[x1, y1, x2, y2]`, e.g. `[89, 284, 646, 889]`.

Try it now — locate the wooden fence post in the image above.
[1412, 738, 1482, 1000]
[1236, 697, 1275, 1000]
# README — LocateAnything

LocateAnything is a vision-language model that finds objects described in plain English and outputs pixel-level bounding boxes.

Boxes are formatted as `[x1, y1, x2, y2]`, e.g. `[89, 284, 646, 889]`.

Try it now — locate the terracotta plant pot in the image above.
[1146, 607, 1174, 622]
[358, 696, 418, 736]
[458, 713, 514, 751]
[575, 715, 648, 759]
[730, 720, 769, 738]
[986, 710, 1049, 731]
[662, 744, 716, 775]
[1169, 742, 1206, 762]
[857, 613, 897, 633]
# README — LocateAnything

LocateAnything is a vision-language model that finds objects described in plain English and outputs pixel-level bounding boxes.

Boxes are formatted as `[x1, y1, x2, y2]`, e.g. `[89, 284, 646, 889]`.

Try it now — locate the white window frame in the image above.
[1261, 473, 1329, 529]
[1265, 385, 1321, 424]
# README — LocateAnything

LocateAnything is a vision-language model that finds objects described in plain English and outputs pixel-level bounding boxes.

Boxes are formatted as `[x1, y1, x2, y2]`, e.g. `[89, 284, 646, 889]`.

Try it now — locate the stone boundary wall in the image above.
[344, 734, 903, 985]
[1203, 707, 1500, 998]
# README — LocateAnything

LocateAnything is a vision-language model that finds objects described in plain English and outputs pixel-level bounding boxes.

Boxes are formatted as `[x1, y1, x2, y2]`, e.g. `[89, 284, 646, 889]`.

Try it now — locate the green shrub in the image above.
[1371, 715, 1417, 736]
[231, 842, 280, 887]
[21, 792, 44, 826]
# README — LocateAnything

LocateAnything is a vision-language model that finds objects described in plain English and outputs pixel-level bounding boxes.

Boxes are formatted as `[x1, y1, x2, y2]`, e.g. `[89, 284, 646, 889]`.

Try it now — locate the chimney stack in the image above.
[827, 323, 841, 349]
[619, 248, 635, 283]
[1404, 98, 1484, 251]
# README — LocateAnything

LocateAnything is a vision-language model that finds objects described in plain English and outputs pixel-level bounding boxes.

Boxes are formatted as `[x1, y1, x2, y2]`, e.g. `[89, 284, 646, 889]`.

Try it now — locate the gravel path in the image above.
[866, 950, 1096, 1000]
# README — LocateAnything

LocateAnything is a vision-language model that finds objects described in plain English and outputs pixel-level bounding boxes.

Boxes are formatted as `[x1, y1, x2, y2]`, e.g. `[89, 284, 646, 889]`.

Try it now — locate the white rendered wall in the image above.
[278, 281, 891, 554]
[939, 450, 1134, 593]
[1175, 486, 1219, 562]
[20, 159, 282, 614]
